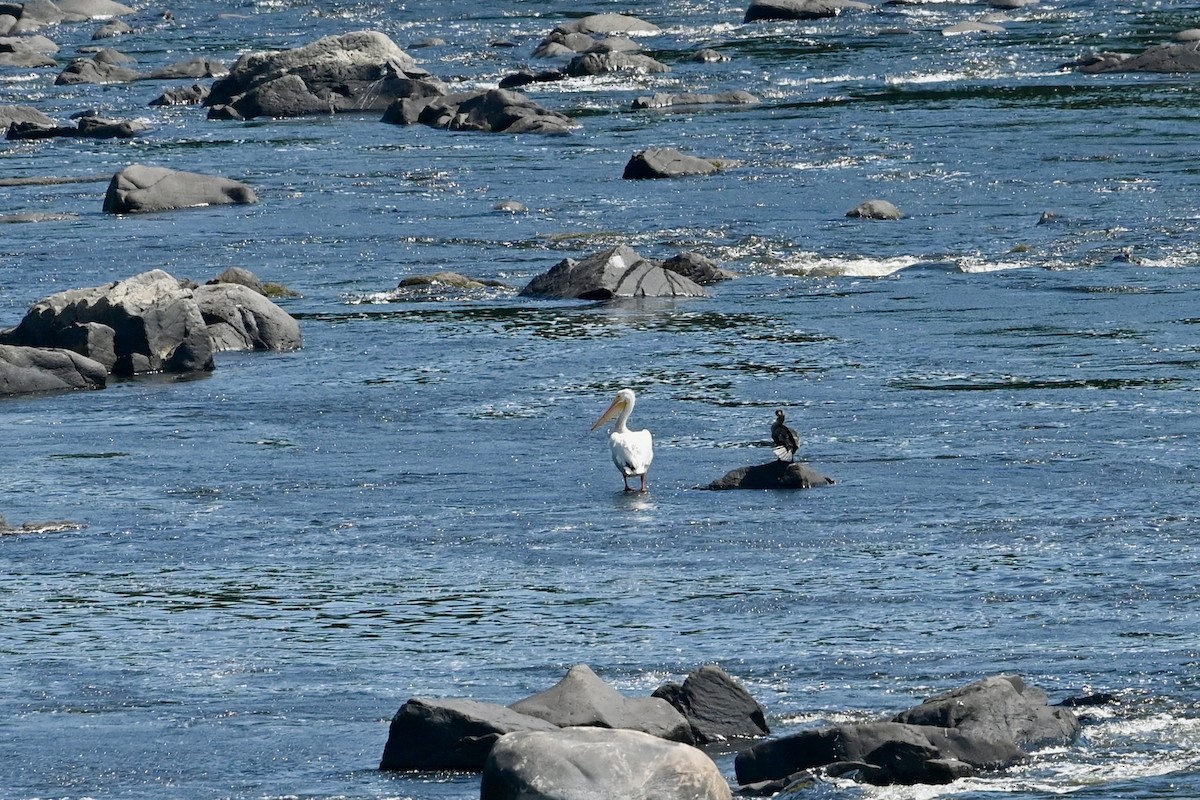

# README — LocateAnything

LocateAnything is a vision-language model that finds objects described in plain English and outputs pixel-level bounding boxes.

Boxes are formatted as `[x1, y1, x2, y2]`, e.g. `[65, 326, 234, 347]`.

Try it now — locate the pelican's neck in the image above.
[614, 398, 634, 433]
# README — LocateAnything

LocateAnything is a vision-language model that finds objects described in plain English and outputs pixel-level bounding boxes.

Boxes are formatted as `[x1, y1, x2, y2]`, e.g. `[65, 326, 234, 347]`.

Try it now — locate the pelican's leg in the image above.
[639, 474, 647, 493]
[623, 475, 632, 492]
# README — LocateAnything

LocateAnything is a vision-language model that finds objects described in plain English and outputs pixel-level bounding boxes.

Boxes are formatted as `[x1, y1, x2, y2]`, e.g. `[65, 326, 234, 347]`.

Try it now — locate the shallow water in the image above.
[3, 1, 1200, 798]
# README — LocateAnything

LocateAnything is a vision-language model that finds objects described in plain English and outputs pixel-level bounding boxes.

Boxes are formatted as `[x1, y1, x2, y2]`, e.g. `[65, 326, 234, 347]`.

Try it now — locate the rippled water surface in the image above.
[3, 1, 1200, 798]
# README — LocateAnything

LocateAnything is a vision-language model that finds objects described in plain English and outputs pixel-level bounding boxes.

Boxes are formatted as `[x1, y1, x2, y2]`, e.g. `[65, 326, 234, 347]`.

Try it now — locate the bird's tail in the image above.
[773, 445, 796, 461]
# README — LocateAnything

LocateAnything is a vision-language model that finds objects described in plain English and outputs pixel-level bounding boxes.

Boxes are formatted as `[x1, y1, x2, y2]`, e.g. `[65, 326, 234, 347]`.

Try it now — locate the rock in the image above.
[1057, 692, 1117, 708]
[652, 664, 770, 743]
[0, 46, 55, 67]
[892, 675, 1080, 750]
[734, 720, 1025, 786]
[204, 30, 444, 120]
[400, 88, 578, 135]
[481, 727, 732, 800]
[846, 199, 903, 220]
[706, 460, 835, 490]
[942, 21, 1006, 35]
[1093, 42, 1200, 73]
[1062, 51, 1130, 73]
[207, 267, 265, 295]
[853, 740, 976, 785]
[142, 57, 226, 80]
[54, 0, 135, 20]
[520, 245, 711, 300]
[533, 31, 596, 57]
[397, 271, 494, 290]
[3, 270, 215, 375]
[494, 200, 528, 214]
[10, 0, 64, 32]
[0, 343, 107, 395]
[623, 147, 735, 179]
[55, 49, 140, 84]
[661, 252, 734, 284]
[0, 105, 55, 131]
[149, 84, 211, 106]
[743, 0, 872, 23]
[92, 18, 131, 38]
[564, 51, 670, 77]
[0, 515, 86, 534]
[692, 48, 730, 63]
[498, 69, 565, 89]
[193, 283, 302, 352]
[988, 0, 1036, 7]
[379, 697, 561, 772]
[632, 90, 759, 110]
[509, 664, 695, 744]
[102, 164, 257, 214]
[553, 13, 661, 36]
[6, 113, 149, 141]
[1173, 29, 1200, 42]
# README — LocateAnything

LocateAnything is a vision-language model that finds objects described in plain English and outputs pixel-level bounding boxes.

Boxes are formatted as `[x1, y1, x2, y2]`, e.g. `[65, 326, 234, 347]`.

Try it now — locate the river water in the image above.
[2, 1, 1199, 798]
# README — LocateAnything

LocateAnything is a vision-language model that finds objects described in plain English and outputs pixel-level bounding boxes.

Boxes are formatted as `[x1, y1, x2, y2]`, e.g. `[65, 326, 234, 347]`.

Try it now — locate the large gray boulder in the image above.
[893, 675, 1080, 750]
[9, 0, 65, 32]
[379, 697, 560, 772]
[0, 105, 55, 131]
[653, 665, 770, 744]
[193, 283, 302, 352]
[481, 727, 732, 800]
[3, 270, 214, 375]
[520, 245, 710, 300]
[102, 164, 257, 214]
[734, 720, 1025, 786]
[1076, 42, 1200, 73]
[662, 252, 734, 284]
[0, 344, 107, 395]
[55, 49, 139, 84]
[623, 147, 735, 179]
[510, 664, 695, 743]
[204, 30, 443, 120]
[706, 460, 835, 490]
[53, 0, 135, 20]
[744, 0, 872, 23]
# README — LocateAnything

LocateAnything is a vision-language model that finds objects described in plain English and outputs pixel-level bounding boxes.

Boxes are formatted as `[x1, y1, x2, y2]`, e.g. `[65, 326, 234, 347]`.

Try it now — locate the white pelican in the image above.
[771, 409, 800, 462]
[591, 388, 654, 492]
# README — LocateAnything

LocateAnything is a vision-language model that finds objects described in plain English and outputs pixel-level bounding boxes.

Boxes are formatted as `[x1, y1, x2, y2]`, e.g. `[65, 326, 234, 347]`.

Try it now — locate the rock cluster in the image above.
[381, 668, 1087, 798]
[0, 269, 300, 395]
[520, 245, 716, 300]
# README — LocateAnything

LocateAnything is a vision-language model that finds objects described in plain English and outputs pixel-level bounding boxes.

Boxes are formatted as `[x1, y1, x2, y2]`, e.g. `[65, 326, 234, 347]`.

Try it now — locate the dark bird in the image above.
[771, 409, 800, 462]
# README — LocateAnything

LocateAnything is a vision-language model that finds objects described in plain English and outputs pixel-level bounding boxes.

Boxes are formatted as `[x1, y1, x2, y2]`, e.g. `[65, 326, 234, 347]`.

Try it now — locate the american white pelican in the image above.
[591, 388, 654, 492]
[771, 409, 800, 462]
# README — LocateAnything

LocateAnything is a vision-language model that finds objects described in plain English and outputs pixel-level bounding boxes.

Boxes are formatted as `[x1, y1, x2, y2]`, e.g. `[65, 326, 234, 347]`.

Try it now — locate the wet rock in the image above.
[55, 48, 139, 84]
[942, 20, 1006, 35]
[0, 105, 55, 131]
[520, 245, 711, 300]
[510, 664, 695, 743]
[632, 90, 759, 109]
[662, 252, 734, 284]
[481, 727, 732, 800]
[734, 720, 1024, 786]
[0, 343, 108, 395]
[393, 88, 577, 134]
[494, 200, 528, 214]
[706, 460, 835, 490]
[207, 267, 265, 295]
[142, 57, 226, 80]
[623, 147, 736, 179]
[1091, 42, 1200, 73]
[565, 50, 669, 77]
[692, 48, 730, 62]
[9, 0, 65, 33]
[498, 69, 564, 89]
[744, 0, 872, 23]
[0, 33, 58, 66]
[846, 199, 903, 220]
[102, 164, 257, 214]
[54, 0, 135, 21]
[6, 113, 149, 140]
[893, 674, 1080, 750]
[379, 698, 560, 772]
[653, 664, 770, 743]
[149, 83, 211, 106]
[92, 18, 131, 38]
[205, 30, 443, 120]
[0, 515, 86, 534]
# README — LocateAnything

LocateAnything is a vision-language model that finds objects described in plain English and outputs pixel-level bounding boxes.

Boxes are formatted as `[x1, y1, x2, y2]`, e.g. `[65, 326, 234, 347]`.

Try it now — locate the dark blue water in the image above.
[3, 1, 1199, 798]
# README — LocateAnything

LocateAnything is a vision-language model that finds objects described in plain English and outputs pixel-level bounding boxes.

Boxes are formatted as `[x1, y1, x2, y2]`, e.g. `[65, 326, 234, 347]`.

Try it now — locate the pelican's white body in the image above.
[591, 388, 654, 491]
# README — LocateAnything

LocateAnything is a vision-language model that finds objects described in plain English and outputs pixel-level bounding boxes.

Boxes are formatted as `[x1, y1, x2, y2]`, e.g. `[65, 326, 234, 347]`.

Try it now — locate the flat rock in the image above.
[102, 164, 257, 213]
[554, 13, 661, 36]
[481, 727, 732, 800]
[706, 460, 835, 490]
